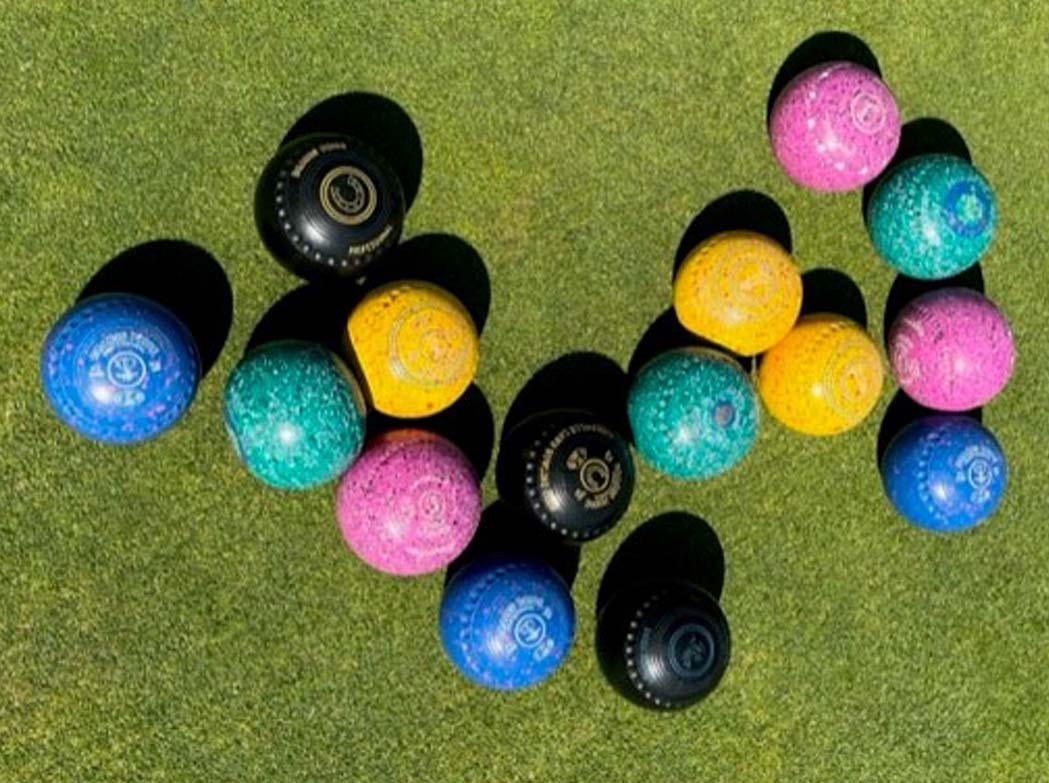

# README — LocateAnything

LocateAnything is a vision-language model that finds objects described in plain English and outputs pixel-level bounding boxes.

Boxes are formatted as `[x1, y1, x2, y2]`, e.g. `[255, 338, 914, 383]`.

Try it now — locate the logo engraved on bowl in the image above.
[966, 458, 992, 489]
[714, 250, 777, 315]
[319, 164, 378, 226]
[383, 477, 454, 551]
[565, 446, 614, 497]
[954, 445, 999, 503]
[714, 401, 737, 428]
[667, 623, 716, 680]
[944, 180, 991, 238]
[106, 350, 148, 388]
[849, 89, 887, 134]
[416, 487, 448, 525]
[544, 426, 625, 512]
[580, 456, 611, 495]
[388, 303, 472, 386]
[512, 611, 548, 649]
[826, 337, 880, 417]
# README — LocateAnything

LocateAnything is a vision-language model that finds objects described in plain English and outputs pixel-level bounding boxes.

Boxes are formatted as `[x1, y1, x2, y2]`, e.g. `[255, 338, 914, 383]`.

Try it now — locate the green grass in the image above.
[3, 2, 1049, 780]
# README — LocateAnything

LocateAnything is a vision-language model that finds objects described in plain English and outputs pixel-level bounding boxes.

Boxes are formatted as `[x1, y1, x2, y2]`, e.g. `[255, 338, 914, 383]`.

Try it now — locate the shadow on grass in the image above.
[368, 384, 495, 480]
[444, 501, 582, 589]
[628, 308, 753, 379]
[79, 239, 233, 378]
[369, 233, 491, 334]
[245, 279, 364, 358]
[800, 268, 869, 328]
[875, 389, 984, 466]
[674, 190, 792, 279]
[596, 511, 726, 614]
[502, 352, 631, 440]
[281, 92, 424, 210]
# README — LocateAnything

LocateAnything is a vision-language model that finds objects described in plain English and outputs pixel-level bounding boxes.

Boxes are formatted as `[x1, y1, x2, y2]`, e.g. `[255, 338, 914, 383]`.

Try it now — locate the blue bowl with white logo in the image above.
[439, 555, 576, 690]
[41, 293, 200, 444]
[880, 415, 1007, 533]
[866, 153, 997, 280]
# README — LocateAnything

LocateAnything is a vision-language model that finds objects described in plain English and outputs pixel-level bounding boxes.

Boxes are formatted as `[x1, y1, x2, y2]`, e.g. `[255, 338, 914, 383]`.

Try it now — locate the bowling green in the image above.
[2, 3, 1047, 782]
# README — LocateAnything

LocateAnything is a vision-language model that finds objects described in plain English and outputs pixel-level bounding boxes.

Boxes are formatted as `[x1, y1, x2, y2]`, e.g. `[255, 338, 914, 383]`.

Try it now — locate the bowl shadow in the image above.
[876, 389, 984, 466]
[628, 308, 754, 380]
[368, 233, 491, 334]
[368, 384, 495, 480]
[800, 268, 869, 329]
[444, 500, 582, 590]
[674, 190, 792, 279]
[502, 352, 631, 441]
[78, 239, 233, 378]
[280, 92, 424, 210]
[596, 511, 726, 614]
[245, 279, 366, 359]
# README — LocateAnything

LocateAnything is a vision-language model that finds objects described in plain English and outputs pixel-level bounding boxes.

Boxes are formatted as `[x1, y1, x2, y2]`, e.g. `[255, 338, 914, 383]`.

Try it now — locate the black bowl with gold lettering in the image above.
[497, 409, 635, 543]
[255, 133, 405, 280]
[596, 580, 730, 710]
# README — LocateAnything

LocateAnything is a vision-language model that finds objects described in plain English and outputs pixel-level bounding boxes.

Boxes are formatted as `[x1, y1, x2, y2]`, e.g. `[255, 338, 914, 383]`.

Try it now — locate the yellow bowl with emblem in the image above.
[346, 281, 479, 418]
[673, 230, 802, 356]
[757, 313, 883, 436]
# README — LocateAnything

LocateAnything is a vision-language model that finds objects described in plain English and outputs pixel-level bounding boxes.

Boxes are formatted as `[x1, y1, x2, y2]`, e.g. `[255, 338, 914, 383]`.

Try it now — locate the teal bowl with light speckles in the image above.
[866, 153, 997, 280]
[627, 348, 759, 480]
[224, 340, 367, 490]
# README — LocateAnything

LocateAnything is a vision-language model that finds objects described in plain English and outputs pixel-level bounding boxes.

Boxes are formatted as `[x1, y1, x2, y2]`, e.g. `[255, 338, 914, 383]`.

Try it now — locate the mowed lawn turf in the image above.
[3, 2, 1049, 781]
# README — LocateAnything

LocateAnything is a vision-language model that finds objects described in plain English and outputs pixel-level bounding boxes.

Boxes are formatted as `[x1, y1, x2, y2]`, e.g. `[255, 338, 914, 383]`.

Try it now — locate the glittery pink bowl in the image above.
[889, 288, 1016, 411]
[336, 429, 482, 576]
[769, 61, 901, 192]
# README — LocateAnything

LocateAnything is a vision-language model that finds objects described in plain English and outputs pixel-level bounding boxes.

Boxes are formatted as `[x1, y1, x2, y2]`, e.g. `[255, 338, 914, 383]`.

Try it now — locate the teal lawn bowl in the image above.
[224, 340, 367, 490]
[627, 348, 759, 480]
[866, 154, 997, 280]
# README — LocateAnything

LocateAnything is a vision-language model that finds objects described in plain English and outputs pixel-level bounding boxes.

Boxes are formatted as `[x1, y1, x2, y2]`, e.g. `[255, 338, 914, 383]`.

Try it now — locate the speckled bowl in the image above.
[867, 154, 998, 280]
[439, 556, 576, 690]
[627, 348, 759, 480]
[41, 293, 200, 444]
[881, 414, 1007, 533]
[673, 230, 802, 355]
[346, 280, 479, 418]
[769, 61, 900, 192]
[224, 340, 367, 490]
[888, 287, 1015, 411]
[757, 314, 884, 436]
[336, 429, 482, 576]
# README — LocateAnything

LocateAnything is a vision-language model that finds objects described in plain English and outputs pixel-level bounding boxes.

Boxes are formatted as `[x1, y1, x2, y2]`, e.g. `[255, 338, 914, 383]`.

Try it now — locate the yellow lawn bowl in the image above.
[757, 313, 884, 436]
[347, 280, 479, 418]
[673, 230, 802, 356]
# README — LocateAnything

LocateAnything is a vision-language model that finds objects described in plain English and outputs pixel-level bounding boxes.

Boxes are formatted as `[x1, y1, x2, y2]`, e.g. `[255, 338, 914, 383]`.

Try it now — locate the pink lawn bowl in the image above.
[336, 429, 482, 576]
[889, 288, 1016, 411]
[769, 61, 901, 192]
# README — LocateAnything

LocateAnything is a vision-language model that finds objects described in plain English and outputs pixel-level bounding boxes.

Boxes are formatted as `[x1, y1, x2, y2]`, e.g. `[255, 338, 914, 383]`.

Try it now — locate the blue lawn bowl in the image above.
[867, 154, 997, 280]
[440, 556, 576, 691]
[627, 347, 759, 480]
[881, 415, 1007, 533]
[41, 293, 200, 444]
